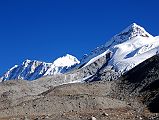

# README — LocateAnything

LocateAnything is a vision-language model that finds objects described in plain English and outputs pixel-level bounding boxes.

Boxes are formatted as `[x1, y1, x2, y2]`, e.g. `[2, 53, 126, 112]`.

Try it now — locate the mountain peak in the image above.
[128, 22, 139, 27]
[53, 54, 80, 67]
[111, 23, 153, 44]
[120, 23, 152, 38]
[121, 23, 143, 32]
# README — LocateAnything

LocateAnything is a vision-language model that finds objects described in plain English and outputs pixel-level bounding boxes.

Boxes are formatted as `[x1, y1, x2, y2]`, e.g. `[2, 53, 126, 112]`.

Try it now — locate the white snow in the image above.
[44, 54, 80, 75]
[53, 54, 80, 67]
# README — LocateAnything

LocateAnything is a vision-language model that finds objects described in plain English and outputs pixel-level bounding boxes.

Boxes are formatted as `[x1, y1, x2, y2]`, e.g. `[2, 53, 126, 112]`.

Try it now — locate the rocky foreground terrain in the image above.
[0, 81, 147, 120]
[0, 55, 159, 120]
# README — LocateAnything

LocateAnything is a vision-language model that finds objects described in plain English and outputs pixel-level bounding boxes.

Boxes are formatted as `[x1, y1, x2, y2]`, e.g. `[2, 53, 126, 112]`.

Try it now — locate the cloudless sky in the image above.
[0, 0, 159, 75]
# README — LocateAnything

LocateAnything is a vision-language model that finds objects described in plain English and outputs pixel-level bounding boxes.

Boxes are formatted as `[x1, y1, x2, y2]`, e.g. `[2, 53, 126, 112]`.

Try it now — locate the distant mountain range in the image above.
[0, 54, 79, 81]
[1, 23, 159, 83]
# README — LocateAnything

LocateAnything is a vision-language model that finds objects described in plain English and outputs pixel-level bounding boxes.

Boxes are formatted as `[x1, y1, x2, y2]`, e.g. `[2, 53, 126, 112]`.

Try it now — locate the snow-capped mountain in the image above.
[44, 54, 80, 75]
[80, 23, 159, 73]
[1, 23, 159, 82]
[0, 54, 80, 81]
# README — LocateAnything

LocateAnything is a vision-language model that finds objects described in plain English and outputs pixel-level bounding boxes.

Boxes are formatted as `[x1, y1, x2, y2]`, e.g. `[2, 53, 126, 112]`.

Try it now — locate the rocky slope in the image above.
[113, 54, 159, 113]
[0, 81, 145, 120]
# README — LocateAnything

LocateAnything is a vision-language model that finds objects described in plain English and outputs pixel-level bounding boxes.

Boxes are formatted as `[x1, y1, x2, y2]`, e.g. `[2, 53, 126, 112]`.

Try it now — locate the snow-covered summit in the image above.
[0, 54, 80, 81]
[53, 54, 80, 67]
[121, 23, 152, 38]
[44, 54, 80, 75]
[111, 23, 153, 44]
[80, 23, 151, 64]
[80, 23, 159, 73]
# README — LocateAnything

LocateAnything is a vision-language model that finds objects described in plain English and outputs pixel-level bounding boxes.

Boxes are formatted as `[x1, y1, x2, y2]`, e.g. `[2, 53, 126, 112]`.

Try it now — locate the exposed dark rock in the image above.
[115, 55, 159, 113]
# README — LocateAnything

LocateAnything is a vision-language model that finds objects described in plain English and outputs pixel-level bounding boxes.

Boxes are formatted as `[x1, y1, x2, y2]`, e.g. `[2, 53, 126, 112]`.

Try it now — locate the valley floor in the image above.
[0, 81, 158, 120]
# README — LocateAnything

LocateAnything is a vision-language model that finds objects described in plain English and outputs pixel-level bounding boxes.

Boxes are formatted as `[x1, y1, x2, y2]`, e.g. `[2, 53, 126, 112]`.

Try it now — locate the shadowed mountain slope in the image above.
[114, 54, 159, 113]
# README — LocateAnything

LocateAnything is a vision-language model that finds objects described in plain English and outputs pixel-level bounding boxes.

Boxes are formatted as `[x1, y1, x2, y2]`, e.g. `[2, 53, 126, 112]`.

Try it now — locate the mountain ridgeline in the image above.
[0, 54, 80, 81]
[1, 23, 159, 83]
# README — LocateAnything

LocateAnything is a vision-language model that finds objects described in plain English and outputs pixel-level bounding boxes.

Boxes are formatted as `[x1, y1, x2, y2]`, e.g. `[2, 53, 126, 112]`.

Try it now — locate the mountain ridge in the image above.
[0, 54, 79, 81]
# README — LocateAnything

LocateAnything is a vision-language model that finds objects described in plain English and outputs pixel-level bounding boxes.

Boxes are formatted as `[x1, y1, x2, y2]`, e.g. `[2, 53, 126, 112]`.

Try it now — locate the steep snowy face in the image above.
[0, 54, 80, 81]
[80, 23, 159, 73]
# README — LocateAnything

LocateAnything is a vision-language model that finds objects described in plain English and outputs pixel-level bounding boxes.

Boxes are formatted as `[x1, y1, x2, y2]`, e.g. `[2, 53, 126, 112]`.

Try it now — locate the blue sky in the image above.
[0, 0, 159, 74]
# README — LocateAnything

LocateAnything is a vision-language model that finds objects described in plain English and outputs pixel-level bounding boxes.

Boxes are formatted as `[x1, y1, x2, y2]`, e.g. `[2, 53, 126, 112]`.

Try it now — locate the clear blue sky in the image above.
[0, 0, 159, 75]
